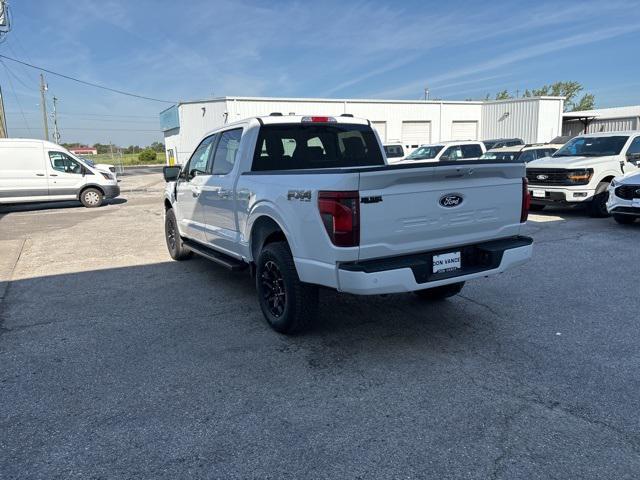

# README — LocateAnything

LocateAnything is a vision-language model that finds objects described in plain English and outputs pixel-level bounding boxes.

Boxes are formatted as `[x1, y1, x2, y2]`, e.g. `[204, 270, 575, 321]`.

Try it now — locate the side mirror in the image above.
[163, 165, 182, 182]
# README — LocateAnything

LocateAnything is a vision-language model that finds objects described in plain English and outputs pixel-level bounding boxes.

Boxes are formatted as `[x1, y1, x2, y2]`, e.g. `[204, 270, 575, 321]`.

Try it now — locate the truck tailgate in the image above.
[357, 162, 525, 260]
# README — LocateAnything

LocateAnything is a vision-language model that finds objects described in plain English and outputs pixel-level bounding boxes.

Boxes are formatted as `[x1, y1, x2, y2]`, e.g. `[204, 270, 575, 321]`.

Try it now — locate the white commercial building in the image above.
[563, 105, 640, 137]
[160, 96, 564, 164]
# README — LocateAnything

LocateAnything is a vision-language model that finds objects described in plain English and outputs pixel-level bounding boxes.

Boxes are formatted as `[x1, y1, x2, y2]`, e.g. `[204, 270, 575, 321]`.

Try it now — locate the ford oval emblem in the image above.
[537, 174, 549, 180]
[636, 188, 640, 196]
[439, 194, 463, 208]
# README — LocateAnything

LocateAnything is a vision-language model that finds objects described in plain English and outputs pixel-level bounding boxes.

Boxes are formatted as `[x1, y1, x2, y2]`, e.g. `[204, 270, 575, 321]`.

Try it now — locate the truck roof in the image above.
[200, 114, 372, 139]
[577, 130, 640, 138]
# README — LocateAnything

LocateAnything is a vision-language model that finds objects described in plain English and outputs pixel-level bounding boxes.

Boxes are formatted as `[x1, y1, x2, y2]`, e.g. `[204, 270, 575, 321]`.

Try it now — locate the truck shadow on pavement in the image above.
[4, 256, 639, 479]
[1, 256, 490, 364]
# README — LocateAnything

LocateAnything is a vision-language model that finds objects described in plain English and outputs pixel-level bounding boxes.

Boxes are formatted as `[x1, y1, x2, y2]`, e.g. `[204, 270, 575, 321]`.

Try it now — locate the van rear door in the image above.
[0, 141, 50, 203]
[357, 162, 525, 260]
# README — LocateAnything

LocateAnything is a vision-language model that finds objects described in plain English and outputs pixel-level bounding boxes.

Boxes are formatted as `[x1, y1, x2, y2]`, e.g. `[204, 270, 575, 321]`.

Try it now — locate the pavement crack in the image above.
[489, 403, 530, 480]
[458, 294, 504, 318]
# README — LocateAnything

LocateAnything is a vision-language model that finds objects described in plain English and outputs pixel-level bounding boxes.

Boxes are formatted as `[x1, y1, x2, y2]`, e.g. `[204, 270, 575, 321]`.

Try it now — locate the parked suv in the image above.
[0, 139, 120, 207]
[163, 115, 532, 333]
[402, 141, 486, 163]
[607, 171, 640, 224]
[526, 132, 640, 216]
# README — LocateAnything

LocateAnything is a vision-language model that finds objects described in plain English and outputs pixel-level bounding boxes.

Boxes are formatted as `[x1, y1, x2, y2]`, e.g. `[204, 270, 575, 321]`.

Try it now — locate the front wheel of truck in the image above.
[165, 208, 192, 261]
[587, 181, 611, 218]
[256, 241, 318, 334]
[414, 282, 465, 300]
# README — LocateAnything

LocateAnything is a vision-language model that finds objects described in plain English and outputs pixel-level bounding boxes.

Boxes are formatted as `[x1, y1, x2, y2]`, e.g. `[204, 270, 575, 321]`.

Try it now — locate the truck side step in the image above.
[183, 239, 247, 271]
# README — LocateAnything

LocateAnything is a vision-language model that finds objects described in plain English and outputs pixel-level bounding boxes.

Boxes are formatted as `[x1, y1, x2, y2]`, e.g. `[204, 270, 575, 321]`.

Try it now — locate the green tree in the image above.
[138, 149, 157, 163]
[149, 141, 165, 153]
[92, 143, 111, 154]
[495, 90, 512, 100]
[522, 81, 595, 111]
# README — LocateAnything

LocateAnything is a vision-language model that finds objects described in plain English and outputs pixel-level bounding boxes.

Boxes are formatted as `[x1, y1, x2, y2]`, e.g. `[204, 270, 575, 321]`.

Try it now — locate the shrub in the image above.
[138, 149, 157, 163]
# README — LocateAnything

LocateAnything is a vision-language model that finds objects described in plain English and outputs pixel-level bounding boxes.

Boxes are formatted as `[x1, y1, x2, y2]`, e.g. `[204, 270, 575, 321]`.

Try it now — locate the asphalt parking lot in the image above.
[1, 173, 639, 479]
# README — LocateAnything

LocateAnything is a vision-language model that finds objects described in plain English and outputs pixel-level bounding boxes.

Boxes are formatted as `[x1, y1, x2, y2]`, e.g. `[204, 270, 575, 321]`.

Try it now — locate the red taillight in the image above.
[521, 177, 530, 223]
[318, 191, 359, 247]
[301, 116, 336, 123]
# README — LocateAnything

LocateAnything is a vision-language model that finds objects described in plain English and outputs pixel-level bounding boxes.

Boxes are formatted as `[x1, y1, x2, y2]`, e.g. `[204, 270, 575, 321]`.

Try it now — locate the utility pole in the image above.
[39, 73, 49, 141]
[0, 1, 11, 138]
[0, 86, 7, 138]
[51, 96, 60, 143]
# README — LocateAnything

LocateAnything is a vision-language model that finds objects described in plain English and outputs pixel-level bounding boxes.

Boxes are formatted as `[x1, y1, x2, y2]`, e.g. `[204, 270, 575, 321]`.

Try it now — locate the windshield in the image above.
[405, 145, 443, 160]
[554, 136, 629, 157]
[78, 156, 95, 167]
[481, 151, 519, 162]
[252, 123, 385, 171]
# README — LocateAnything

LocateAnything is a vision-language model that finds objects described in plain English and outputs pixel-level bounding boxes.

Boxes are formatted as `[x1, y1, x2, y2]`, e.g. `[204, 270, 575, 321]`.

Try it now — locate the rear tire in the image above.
[587, 181, 611, 218]
[529, 204, 546, 212]
[414, 282, 465, 300]
[613, 214, 636, 225]
[165, 208, 192, 260]
[256, 241, 318, 334]
[80, 187, 103, 208]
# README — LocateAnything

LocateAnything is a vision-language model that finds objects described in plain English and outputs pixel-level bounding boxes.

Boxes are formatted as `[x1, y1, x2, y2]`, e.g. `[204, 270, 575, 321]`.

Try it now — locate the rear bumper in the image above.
[336, 236, 533, 295]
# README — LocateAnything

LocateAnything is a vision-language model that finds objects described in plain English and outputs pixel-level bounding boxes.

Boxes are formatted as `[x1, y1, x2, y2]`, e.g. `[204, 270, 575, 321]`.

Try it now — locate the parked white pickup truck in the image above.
[163, 114, 533, 333]
[526, 132, 640, 216]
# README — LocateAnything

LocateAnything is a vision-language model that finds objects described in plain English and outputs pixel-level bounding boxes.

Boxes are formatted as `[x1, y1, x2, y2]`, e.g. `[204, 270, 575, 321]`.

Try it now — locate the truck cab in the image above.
[526, 132, 640, 216]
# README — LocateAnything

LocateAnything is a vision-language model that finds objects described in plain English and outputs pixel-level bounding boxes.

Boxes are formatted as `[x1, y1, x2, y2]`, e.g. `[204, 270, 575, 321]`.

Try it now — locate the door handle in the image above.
[50, 174, 58, 177]
[36, 173, 45, 176]
[218, 189, 231, 199]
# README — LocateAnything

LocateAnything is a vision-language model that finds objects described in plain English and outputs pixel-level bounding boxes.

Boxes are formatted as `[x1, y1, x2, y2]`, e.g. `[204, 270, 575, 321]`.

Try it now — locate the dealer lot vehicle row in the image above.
[525, 131, 640, 217]
[163, 115, 533, 333]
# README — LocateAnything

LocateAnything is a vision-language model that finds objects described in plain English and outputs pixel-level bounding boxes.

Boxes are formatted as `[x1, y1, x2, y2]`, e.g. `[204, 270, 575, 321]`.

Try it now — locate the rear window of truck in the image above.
[252, 123, 385, 171]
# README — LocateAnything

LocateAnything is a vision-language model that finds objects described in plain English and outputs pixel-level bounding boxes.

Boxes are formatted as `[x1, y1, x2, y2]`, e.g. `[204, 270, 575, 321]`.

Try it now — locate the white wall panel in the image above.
[451, 121, 478, 140]
[401, 121, 431, 146]
[371, 121, 387, 142]
[163, 96, 563, 163]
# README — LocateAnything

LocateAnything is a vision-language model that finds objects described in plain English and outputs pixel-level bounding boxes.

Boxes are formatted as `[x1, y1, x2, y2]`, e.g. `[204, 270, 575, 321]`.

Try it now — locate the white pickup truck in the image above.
[526, 132, 640, 216]
[163, 115, 533, 333]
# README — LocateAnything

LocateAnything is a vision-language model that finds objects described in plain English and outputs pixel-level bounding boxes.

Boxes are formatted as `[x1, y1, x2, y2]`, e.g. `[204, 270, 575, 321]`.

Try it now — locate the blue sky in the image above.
[2, 0, 640, 146]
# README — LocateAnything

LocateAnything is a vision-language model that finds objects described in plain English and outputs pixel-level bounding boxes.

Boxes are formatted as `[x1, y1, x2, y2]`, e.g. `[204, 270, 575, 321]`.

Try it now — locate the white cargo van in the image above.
[0, 139, 120, 207]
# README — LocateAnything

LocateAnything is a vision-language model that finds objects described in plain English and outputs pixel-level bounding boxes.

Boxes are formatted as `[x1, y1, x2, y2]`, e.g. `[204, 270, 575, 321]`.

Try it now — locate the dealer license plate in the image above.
[532, 189, 546, 198]
[433, 251, 461, 274]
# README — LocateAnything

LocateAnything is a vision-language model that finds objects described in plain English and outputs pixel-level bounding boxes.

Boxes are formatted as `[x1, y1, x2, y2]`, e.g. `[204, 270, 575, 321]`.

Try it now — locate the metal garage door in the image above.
[371, 121, 387, 142]
[401, 121, 431, 147]
[451, 121, 478, 140]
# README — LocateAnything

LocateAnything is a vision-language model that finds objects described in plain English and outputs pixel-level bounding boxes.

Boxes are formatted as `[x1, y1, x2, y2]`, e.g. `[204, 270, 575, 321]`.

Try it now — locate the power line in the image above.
[0, 57, 34, 90]
[6, 110, 158, 119]
[8, 126, 160, 132]
[0, 53, 177, 104]
[0, 60, 32, 135]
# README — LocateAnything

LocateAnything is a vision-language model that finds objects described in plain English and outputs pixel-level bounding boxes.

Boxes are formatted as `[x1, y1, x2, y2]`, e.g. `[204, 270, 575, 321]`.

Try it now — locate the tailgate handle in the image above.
[361, 195, 383, 204]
